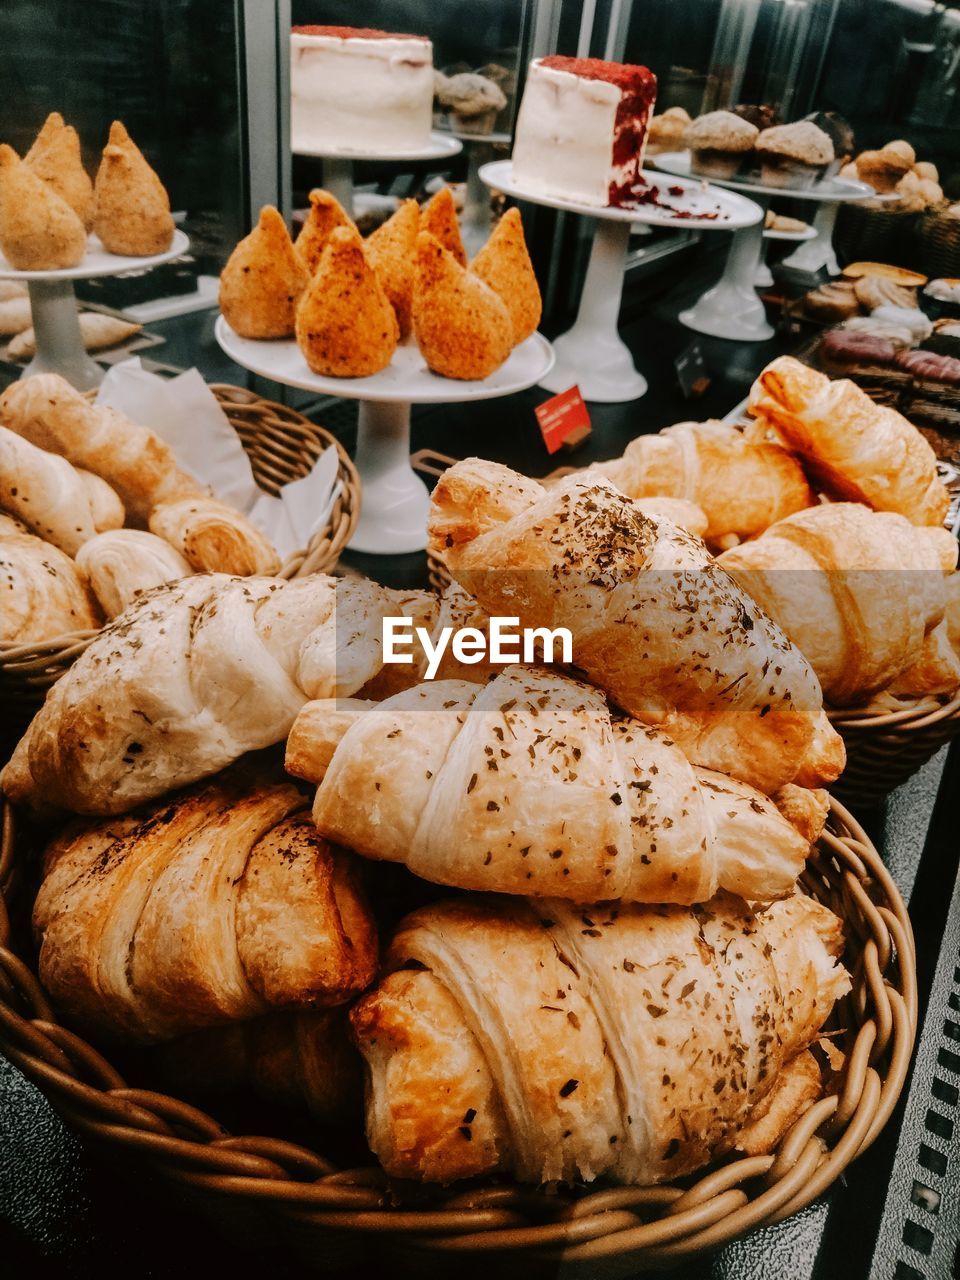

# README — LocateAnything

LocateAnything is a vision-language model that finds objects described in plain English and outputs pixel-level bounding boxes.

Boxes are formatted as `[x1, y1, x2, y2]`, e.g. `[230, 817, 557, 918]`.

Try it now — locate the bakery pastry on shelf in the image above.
[75, 529, 191, 619]
[590, 418, 813, 547]
[420, 186, 466, 266]
[33, 771, 376, 1043]
[413, 232, 513, 380]
[685, 110, 757, 180]
[748, 356, 949, 526]
[470, 207, 542, 345]
[219, 206, 308, 340]
[149, 495, 281, 577]
[0, 143, 86, 271]
[645, 105, 690, 155]
[1, 574, 434, 816]
[718, 503, 959, 705]
[92, 121, 174, 256]
[754, 121, 834, 188]
[0, 373, 203, 523]
[23, 111, 94, 229]
[804, 280, 860, 323]
[363, 198, 419, 339]
[0, 519, 101, 644]
[428, 459, 844, 793]
[288, 666, 817, 907]
[294, 187, 353, 276]
[7, 313, 142, 361]
[351, 890, 849, 1184]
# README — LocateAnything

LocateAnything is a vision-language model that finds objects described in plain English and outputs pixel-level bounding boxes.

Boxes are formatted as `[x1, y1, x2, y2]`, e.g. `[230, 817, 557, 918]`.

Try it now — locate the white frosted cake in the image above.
[290, 26, 434, 155]
[512, 56, 658, 207]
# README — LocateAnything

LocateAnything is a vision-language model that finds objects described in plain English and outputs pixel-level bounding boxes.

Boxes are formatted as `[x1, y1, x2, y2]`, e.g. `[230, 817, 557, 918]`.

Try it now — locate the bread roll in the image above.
[75, 529, 191, 619]
[0, 528, 101, 643]
[149, 496, 281, 577]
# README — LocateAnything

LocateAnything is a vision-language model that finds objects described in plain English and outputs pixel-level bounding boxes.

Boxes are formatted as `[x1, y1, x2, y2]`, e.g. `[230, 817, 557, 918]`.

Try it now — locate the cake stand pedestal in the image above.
[294, 134, 463, 218]
[0, 231, 189, 390]
[447, 128, 511, 258]
[479, 160, 761, 403]
[654, 154, 873, 342]
[755, 221, 818, 287]
[215, 317, 554, 555]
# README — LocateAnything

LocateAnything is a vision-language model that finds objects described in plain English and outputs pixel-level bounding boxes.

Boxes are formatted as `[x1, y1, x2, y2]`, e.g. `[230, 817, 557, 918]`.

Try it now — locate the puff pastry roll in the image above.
[0, 527, 101, 643]
[748, 356, 949, 526]
[0, 426, 124, 554]
[33, 774, 376, 1044]
[149, 496, 281, 577]
[593, 419, 813, 546]
[2, 574, 419, 815]
[428, 459, 844, 793]
[75, 529, 191, 619]
[351, 891, 849, 1185]
[291, 666, 811, 906]
[719, 503, 959, 705]
[0, 373, 203, 522]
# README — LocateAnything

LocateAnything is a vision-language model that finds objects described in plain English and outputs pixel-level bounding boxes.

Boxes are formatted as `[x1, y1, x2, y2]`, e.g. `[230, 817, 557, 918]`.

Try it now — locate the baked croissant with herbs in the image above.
[286, 665, 822, 907]
[351, 890, 849, 1185]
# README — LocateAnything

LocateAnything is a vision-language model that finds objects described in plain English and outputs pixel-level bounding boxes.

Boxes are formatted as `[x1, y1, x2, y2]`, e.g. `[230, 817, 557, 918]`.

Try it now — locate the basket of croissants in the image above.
[0, 372, 359, 745]
[0, 455, 915, 1270]
[428, 355, 960, 810]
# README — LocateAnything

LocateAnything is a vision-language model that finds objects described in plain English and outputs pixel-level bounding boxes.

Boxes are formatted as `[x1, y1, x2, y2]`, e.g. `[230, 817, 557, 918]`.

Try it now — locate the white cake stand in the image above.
[653, 153, 873, 341]
[0, 230, 189, 390]
[216, 316, 554, 555]
[479, 159, 762, 403]
[755, 222, 817, 287]
[446, 127, 512, 258]
[293, 134, 462, 217]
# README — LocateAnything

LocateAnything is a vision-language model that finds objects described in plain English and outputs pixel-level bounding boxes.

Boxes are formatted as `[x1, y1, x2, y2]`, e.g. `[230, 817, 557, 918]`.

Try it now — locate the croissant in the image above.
[0, 526, 101, 644]
[0, 425, 124, 554]
[33, 773, 377, 1043]
[0, 373, 203, 523]
[351, 891, 849, 1185]
[592, 420, 813, 547]
[149, 496, 281, 577]
[289, 666, 812, 906]
[718, 503, 959, 705]
[74, 529, 191, 619]
[428, 459, 844, 793]
[2, 574, 422, 816]
[748, 356, 949, 526]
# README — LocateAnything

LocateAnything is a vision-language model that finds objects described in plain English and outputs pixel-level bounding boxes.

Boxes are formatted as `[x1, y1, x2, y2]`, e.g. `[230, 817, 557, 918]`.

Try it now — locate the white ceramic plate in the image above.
[0, 229, 190, 282]
[216, 316, 555, 405]
[653, 153, 875, 202]
[293, 131, 462, 162]
[478, 160, 762, 230]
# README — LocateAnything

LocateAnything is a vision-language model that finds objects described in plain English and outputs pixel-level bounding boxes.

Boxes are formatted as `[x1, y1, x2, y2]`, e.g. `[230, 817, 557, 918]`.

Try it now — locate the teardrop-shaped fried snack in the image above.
[295, 189, 354, 277]
[0, 144, 87, 270]
[420, 187, 466, 266]
[295, 226, 399, 377]
[470, 208, 541, 346]
[414, 232, 513, 380]
[93, 121, 174, 256]
[364, 199, 419, 339]
[24, 113, 94, 229]
[220, 206, 308, 339]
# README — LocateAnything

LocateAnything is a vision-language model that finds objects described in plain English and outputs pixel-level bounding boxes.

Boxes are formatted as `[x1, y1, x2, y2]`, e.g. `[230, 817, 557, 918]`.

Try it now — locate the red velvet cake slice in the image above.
[512, 56, 657, 207]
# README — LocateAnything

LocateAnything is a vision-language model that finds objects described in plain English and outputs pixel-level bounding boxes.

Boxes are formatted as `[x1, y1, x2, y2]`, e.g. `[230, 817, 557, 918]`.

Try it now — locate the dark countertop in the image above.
[3, 259, 958, 1280]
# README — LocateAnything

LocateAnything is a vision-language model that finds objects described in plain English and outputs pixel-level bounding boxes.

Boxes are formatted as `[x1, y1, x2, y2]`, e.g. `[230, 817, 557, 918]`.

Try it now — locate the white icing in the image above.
[290, 33, 434, 154]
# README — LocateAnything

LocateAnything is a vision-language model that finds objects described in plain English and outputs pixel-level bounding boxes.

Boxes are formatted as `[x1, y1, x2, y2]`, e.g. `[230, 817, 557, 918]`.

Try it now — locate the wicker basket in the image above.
[0, 796, 915, 1272]
[912, 208, 960, 280]
[829, 693, 960, 809]
[833, 203, 922, 271]
[0, 385, 360, 744]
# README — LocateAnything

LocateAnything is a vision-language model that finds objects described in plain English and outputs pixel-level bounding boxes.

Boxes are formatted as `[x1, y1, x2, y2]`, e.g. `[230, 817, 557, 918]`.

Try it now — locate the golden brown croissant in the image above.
[149, 496, 281, 577]
[0, 526, 101, 643]
[0, 373, 203, 523]
[289, 666, 812, 906]
[592, 420, 813, 546]
[2, 574, 435, 816]
[0, 426, 124, 555]
[351, 891, 849, 1185]
[33, 773, 376, 1044]
[428, 459, 844, 793]
[75, 529, 191, 619]
[718, 503, 959, 705]
[748, 356, 949, 527]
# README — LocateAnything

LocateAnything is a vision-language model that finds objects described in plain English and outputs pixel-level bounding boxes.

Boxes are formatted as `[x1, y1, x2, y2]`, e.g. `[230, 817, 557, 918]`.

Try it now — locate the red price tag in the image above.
[534, 385, 592, 455]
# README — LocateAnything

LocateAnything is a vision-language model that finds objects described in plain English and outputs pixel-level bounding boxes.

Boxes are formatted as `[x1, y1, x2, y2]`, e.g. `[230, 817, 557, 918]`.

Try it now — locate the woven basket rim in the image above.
[0, 384, 360, 676]
[0, 794, 916, 1265]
